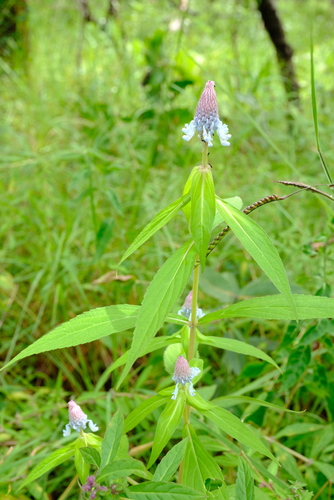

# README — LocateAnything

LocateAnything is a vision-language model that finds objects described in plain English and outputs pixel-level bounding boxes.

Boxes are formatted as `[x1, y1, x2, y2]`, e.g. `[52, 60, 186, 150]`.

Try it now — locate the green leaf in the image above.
[273, 442, 304, 484]
[196, 419, 288, 494]
[223, 196, 243, 209]
[209, 485, 230, 500]
[310, 424, 334, 459]
[152, 438, 189, 482]
[95, 218, 114, 260]
[275, 423, 324, 439]
[299, 319, 333, 346]
[183, 166, 200, 222]
[119, 193, 190, 265]
[213, 395, 302, 414]
[235, 456, 255, 500]
[213, 196, 243, 229]
[19, 444, 76, 490]
[126, 481, 206, 500]
[117, 241, 196, 389]
[2, 304, 139, 371]
[198, 334, 279, 371]
[148, 391, 186, 468]
[281, 345, 311, 392]
[79, 447, 101, 467]
[202, 406, 277, 463]
[100, 409, 124, 469]
[190, 168, 216, 268]
[216, 200, 296, 317]
[97, 458, 152, 482]
[75, 438, 90, 483]
[183, 424, 223, 494]
[199, 294, 334, 322]
[313, 460, 334, 481]
[186, 391, 215, 411]
[124, 395, 170, 434]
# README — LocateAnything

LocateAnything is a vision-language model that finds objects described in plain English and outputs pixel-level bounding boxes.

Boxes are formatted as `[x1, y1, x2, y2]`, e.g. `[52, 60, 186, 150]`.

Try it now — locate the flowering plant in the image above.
[3, 81, 332, 499]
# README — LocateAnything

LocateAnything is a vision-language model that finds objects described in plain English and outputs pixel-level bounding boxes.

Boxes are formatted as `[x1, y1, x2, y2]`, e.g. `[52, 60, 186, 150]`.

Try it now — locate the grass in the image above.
[1, 0, 334, 498]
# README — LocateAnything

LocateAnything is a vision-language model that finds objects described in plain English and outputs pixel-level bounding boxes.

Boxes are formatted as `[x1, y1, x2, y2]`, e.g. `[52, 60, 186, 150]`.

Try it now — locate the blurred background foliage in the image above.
[1, 0, 334, 498]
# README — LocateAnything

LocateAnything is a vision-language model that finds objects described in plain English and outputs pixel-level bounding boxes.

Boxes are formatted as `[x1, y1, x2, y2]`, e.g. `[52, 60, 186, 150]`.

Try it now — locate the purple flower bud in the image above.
[182, 81, 231, 147]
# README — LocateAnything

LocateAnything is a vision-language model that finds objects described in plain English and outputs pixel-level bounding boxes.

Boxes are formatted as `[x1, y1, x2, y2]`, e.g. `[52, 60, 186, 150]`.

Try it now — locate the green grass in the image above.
[1, 0, 334, 498]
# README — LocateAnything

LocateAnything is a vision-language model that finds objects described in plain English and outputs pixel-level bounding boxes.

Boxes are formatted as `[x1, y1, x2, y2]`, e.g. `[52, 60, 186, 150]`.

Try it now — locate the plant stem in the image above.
[58, 474, 78, 500]
[188, 261, 200, 362]
[201, 142, 209, 169]
[181, 142, 209, 478]
[188, 141, 208, 360]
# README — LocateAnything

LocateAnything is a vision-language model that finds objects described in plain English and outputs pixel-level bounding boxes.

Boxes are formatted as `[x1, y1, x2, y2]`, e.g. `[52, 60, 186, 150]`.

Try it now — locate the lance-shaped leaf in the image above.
[117, 241, 196, 389]
[235, 457, 255, 500]
[182, 424, 223, 494]
[97, 458, 152, 482]
[147, 391, 186, 468]
[213, 195, 243, 229]
[216, 200, 296, 318]
[100, 410, 124, 468]
[79, 447, 101, 467]
[75, 437, 90, 483]
[202, 406, 277, 463]
[183, 166, 200, 222]
[120, 193, 190, 265]
[199, 294, 334, 323]
[19, 444, 76, 490]
[126, 481, 206, 500]
[124, 395, 170, 433]
[198, 334, 279, 370]
[2, 305, 139, 372]
[213, 395, 302, 413]
[152, 438, 189, 482]
[190, 168, 216, 269]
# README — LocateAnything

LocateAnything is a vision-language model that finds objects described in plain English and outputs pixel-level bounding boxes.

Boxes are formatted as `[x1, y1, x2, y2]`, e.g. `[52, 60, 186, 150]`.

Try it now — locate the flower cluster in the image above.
[178, 291, 204, 321]
[182, 80, 231, 147]
[82, 475, 108, 499]
[171, 356, 200, 400]
[63, 400, 98, 437]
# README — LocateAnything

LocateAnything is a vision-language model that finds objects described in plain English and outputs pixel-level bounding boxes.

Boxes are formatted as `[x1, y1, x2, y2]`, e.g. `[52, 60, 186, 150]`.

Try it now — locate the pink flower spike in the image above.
[178, 291, 204, 320]
[63, 400, 98, 437]
[171, 356, 201, 400]
[182, 81, 231, 147]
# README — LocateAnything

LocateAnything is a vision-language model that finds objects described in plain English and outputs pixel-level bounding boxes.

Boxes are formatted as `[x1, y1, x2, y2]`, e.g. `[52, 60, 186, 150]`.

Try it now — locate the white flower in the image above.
[63, 400, 98, 437]
[182, 80, 231, 147]
[171, 356, 201, 400]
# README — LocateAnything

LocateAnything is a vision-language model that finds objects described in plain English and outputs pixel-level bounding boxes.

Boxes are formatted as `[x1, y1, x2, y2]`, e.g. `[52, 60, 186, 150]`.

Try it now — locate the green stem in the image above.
[188, 260, 200, 362]
[201, 142, 209, 169]
[181, 142, 209, 483]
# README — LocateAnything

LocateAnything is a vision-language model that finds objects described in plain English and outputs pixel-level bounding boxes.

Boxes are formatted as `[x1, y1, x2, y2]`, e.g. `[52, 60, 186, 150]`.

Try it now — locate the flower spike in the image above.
[182, 80, 231, 147]
[178, 291, 204, 320]
[171, 356, 200, 400]
[63, 400, 98, 437]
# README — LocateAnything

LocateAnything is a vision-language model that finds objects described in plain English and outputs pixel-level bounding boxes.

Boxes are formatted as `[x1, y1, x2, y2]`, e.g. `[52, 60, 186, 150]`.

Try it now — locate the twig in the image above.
[313, 480, 330, 500]
[129, 441, 153, 457]
[275, 180, 334, 202]
[58, 474, 78, 500]
[264, 436, 313, 466]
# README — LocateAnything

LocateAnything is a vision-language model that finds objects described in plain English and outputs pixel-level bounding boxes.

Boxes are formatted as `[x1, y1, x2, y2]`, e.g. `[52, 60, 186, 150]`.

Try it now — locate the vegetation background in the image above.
[1, 0, 334, 498]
